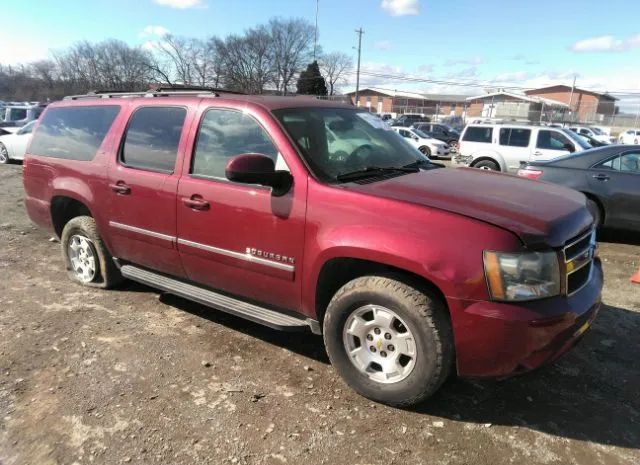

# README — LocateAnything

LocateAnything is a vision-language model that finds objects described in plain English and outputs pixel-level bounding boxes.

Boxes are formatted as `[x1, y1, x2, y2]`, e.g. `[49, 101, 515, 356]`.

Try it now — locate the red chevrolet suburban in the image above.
[23, 89, 602, 406]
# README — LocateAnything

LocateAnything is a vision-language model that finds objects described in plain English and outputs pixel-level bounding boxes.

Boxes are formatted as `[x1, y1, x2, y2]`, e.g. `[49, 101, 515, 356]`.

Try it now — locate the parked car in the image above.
[411, 122, 460, 151]
[391, 126, 450, 158]
[391, 113, 430, 127]
[575, 132, 607, 148]
[23, 90, 602, 407]
[0, 120, 36, 164]
[0, 103, 46, 128]
[568, 126, 611, 145]
[618, 129, 640, 145]
[518, 145, 640, 232]
[455, 124, 592, 172]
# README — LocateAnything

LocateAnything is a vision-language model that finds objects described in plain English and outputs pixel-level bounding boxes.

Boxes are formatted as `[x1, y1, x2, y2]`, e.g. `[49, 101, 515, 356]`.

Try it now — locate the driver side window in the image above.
[191, 109, 278, 179]
[536, 130, 571, 151]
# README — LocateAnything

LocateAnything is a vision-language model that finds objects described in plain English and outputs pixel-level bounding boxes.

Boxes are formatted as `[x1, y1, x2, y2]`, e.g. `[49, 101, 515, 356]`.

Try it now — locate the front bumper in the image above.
[449, 258, 603, 378]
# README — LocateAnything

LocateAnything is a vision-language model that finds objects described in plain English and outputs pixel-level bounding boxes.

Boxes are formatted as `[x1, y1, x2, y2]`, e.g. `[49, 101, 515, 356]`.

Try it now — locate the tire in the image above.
[60, 216, 123, 288]
[473, 159, 500, 171]
[586, 198, 602, 228]
[323, 276, 453, 407]
[418, 146, 431, 157]
[0, 143, 10, 165]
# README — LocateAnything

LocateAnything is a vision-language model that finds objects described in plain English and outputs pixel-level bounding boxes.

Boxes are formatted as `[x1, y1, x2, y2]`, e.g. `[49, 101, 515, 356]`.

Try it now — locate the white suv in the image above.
[618, 129, 640, 145]
[455, 124, 591, 172]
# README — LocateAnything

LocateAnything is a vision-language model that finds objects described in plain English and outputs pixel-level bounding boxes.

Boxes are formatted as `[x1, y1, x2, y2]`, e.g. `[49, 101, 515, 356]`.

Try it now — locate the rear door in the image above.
[107, 102, 193, 277]
[533, 129, 572, 161]
[498, 127, 532, 171]
[175, 102, 307, 311]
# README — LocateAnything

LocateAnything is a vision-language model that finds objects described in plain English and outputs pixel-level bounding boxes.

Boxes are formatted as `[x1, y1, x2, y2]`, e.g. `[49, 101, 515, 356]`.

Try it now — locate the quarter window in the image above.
[536, 130, 572, 150]
[29, 105, 121, 160]
[462, 126, 493, 143]
[121, 107, 186, 173]
[499, 128, 531, 147]
[191, 109, 278, 179]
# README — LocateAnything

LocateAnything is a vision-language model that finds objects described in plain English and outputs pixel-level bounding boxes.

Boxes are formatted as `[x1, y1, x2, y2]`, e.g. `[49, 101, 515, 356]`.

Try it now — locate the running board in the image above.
[120, 265, 318, 333]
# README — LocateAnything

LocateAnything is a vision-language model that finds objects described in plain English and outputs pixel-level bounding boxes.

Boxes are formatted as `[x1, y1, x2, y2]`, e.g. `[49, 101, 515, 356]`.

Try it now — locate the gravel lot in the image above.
[1, 162, 639, 465]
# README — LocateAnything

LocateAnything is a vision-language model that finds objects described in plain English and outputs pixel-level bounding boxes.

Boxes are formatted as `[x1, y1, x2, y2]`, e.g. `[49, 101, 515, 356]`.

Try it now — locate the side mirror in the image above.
[225, 153, 293, 197]
[412, 136, 419, 142]
[563, 143, 576, 153]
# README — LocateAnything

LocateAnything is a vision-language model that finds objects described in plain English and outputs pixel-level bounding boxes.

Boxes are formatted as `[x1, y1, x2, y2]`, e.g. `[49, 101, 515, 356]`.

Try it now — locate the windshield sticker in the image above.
[356, 112, 392, 130]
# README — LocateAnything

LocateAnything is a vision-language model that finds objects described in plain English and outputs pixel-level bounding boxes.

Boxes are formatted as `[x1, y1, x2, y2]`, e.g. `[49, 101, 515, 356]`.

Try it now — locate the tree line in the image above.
[0, 17, 353, 102]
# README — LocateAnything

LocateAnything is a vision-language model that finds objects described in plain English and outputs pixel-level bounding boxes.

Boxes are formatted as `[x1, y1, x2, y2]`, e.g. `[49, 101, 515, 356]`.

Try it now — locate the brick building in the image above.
[344, 87, 468, 117]
[524, 85, 618, 122]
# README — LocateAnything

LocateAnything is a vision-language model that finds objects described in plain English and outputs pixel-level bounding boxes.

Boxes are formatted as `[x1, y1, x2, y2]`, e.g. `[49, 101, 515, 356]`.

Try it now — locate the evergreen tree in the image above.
[296, 61, 328, 96]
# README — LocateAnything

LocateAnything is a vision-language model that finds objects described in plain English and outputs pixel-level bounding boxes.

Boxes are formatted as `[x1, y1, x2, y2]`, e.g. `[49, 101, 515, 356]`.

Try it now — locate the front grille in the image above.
[563, 229, 596, 295]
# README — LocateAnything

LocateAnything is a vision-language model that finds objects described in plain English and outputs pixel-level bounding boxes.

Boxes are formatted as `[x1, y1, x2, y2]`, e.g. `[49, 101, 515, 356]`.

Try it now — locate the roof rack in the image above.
[63, 85, 245, 101]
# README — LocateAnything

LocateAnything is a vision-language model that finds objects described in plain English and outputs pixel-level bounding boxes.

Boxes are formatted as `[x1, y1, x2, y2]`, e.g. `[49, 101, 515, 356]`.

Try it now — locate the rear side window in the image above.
[499, 128, 531, 147]
[191, 108, 278, 179]
[29, 105, 120, 160]
[462, 126, 493, 143]
[121, 107, 186, 173]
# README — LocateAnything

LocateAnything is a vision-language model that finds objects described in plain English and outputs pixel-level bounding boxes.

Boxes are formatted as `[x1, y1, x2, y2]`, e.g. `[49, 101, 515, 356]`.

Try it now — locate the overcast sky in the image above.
[3, 0, 639, 108]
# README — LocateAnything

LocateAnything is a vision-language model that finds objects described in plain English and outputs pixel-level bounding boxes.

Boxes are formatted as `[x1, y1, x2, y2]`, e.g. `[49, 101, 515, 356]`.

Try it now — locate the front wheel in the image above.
[61, 216, 123, 288]
[473, 159, 500, 171]
[0, 143, 10, 164]
[419, 146, 431, 158]
[323, 276, 453, 407]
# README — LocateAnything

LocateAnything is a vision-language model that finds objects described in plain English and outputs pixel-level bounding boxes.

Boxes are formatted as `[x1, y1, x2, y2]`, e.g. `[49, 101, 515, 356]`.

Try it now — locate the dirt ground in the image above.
[1, 162, 639, 465]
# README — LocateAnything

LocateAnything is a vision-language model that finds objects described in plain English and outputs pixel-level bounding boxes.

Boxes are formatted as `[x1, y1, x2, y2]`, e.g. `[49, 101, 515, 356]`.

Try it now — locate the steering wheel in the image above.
[345, 144, 374, 168]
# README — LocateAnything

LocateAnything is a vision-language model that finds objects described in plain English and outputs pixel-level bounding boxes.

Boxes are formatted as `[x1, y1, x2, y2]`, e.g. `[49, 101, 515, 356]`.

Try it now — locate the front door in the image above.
[532, 129, 572, 161]
[107, 104, 191, 277]
[176, 105, 307, 311]
[590, 150, 640, 229]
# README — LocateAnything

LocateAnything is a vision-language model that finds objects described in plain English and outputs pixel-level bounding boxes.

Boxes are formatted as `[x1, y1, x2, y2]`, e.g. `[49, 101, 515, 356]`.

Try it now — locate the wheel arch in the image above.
[314, 256, 449, 329]
[581, 191, 606, 225]
[50, 195, 94, 238]
[470, 155, 504, 171]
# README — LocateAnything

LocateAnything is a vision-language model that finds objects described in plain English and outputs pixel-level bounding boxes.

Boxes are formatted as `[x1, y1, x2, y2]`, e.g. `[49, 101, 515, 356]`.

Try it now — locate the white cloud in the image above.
[373, 40, 393, 51]
[0, 37, 49, 64]
[444, 56, 483, 66]
[153, 0, 204, 9]
[380, 0, 420, 16]
[570, 34, 640, 52]
[139, 25, 170, 38]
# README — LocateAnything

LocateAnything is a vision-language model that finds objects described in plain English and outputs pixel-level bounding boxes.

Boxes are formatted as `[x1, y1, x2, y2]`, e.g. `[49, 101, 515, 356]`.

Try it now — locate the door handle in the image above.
[109, 181, 131, 195]
[182, 196, 210, 210]
[533, 151, 543, 156]
[592, 173, 610, 181]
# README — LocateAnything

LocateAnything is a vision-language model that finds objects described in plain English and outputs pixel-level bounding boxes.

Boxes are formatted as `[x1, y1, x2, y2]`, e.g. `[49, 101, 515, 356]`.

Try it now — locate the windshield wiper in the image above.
[336, 165, 419, 182]
[402, 159, 444, 169]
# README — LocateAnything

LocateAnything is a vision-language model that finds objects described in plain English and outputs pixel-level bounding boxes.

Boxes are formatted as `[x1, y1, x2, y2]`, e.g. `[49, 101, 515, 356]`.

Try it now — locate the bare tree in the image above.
[320, 52, 353, 95]
[268, 18, 314, 95]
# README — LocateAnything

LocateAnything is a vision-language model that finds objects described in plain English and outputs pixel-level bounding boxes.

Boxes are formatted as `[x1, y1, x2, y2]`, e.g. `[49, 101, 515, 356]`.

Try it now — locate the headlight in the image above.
[483, 251, 560, 301]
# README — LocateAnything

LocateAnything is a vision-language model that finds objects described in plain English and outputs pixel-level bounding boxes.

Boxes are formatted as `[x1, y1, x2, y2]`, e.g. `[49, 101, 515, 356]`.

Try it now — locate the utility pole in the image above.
[567, 75, 576, 123]
[354, 28, 364, 107]
[313, 0, 319, 61]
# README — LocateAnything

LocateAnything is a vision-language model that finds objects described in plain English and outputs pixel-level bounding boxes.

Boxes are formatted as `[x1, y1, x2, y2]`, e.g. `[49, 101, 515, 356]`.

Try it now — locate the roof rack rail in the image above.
[63, 86, 245, 101]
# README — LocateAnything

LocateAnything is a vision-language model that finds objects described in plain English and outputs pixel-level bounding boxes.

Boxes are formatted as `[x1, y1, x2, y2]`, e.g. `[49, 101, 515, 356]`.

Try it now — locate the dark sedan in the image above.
[517, 145, 640, 232]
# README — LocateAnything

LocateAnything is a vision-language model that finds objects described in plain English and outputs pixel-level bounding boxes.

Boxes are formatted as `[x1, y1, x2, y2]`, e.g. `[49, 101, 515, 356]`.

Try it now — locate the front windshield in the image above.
[591, 127, 604, 135]
[274, 107, 429, 182]
[561, 128, 592, 150]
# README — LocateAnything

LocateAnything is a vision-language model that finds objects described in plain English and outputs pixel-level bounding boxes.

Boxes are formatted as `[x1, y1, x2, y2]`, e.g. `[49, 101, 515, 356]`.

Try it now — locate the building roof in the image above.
[466, 90, 569, 108]
[344, 87, 469, 102]
[525, 85, 618, 101]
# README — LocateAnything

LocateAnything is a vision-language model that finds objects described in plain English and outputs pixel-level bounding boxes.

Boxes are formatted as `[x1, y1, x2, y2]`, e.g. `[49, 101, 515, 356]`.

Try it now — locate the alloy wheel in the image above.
[342, 304, 417, 384]
[67, 234, 97, 283]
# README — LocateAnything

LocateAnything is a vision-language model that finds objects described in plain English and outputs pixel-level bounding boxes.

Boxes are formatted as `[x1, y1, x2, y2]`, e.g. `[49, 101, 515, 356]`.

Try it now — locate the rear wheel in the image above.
[61, 216, 123, 288]
[473, 159, 500, 171]
[323, 276, 453, 407]
[0, 143, 9, 164]
[419, 146, 431, 157]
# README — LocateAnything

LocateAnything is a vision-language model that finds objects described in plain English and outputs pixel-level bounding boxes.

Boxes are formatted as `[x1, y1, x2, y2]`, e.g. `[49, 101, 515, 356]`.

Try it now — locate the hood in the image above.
[346, 167, 592, 249]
